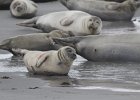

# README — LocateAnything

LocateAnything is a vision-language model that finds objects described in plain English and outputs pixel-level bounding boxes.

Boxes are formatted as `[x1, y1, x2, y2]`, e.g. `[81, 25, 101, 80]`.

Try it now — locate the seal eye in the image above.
[89, 19, 92, 21]
[65, 48, 73, 53]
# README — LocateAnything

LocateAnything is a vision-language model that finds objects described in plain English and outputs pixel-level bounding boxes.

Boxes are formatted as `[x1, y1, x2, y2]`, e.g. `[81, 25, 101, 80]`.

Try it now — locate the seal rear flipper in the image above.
[16, 17, 38, 28]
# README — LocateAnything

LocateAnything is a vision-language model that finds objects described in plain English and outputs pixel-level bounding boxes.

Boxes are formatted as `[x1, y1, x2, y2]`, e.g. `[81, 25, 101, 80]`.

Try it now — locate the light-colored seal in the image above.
[53, 34, 140, 62]
[17, 11, 102, 36]
[0, 30, 73, 56]
[59, 0, 140, 21]
[10, 0, 38, 18]
[12, 46, 77, 75]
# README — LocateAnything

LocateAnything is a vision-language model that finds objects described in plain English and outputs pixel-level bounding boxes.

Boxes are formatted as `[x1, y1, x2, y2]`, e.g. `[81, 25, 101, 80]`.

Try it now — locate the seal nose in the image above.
[89, 16, 101, 29]
[93, 16, 101, 25]
[65, 47, 76, 60]
[17, 6, 23, 12]
[71, 53, 77, 59]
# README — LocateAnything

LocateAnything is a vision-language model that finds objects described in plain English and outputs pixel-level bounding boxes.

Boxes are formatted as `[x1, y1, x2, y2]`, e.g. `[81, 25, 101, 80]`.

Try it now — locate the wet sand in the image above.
[1, 1, 140, 100]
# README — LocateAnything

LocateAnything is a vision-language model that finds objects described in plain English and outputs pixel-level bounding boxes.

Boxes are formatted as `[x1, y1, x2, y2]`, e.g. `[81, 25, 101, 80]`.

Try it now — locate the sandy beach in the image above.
[1, 1, 140, 100]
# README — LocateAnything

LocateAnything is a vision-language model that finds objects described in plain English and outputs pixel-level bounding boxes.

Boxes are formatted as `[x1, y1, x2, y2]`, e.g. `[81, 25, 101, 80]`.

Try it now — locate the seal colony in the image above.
[0, 30, 73, 56]
[53, 34, 140, 62]
[17, 11, 102, 36]
[10, 0, 38, 18]
[59, 0, 140, 21]
[1, 0, 140, 76]
[12, 46, 76, 75]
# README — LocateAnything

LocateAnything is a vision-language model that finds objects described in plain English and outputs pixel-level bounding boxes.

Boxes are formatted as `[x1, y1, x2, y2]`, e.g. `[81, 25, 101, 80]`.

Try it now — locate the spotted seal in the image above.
[17, 11, 102, 36]
[0, 30, 73, 55]
[53, 34, 140, 62]
[10, 0, 38, 18]
[59, 0, 140, 21]
[12, 46, 76, 75]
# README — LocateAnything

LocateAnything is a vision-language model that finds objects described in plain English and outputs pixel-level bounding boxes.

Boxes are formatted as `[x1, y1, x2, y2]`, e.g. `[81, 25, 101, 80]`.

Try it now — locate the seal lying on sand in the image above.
[103, 0, 126, 2]
[53, 34, 140, 62]
[0, 0, 56, 10]
[59, 0, 140, 21]
[10, 0, 38, 18]
[17, 11, 102, 36]
[12, 46, 76, 75]
[0, 30, 73, 56]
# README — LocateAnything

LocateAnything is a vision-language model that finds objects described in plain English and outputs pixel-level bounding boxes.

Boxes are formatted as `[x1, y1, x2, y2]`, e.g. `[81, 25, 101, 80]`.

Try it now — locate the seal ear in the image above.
[36, 54, 49, 68]
[60, 17, 74, 26]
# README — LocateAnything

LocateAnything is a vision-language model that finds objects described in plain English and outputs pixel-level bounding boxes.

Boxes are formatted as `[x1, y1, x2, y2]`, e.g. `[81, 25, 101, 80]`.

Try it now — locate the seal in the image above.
[103, 0, 126, 2]
[59, 0, 140, 21]
[12, 46, 77, 75]
[10, 0, 38, 18]
[17, 11, 102, 36]
[0, 0, 56, 9]
[0, 30, 73, 56]
[53, 34, 140, 62]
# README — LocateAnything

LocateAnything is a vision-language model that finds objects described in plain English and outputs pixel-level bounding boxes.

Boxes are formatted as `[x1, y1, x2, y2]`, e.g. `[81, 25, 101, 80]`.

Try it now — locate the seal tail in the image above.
[12, 48, 29, 56]
[52, 36, 85, 48]
[16, 17, 39, 28]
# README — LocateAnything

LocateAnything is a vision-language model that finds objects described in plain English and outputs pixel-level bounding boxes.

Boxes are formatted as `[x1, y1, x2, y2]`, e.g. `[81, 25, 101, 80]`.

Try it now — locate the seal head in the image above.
[84, 16, 102, 35]
[57, 46, 76, 64]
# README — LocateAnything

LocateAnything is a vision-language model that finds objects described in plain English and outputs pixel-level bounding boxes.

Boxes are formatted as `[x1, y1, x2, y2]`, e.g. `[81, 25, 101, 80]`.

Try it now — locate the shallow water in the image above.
[1, 54, 140, 93]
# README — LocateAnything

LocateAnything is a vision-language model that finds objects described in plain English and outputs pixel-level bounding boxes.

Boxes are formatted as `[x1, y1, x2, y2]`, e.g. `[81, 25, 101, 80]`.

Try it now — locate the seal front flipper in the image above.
[52, 36, 85, 48]
[60, 17, 74, 26]
[12, 48, 29, 56]
[16, 17, 38, 28]
[36, 53, 49, 68]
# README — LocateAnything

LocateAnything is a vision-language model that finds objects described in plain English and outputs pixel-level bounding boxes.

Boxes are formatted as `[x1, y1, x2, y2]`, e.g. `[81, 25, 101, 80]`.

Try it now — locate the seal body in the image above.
[0, 0, 56, 10]
[59, 0, 140, 21]
[102, 0, 126, 2]
[0, 30, 72, 55]
[10, 0, 38, 18]
[13, 46, 76, 75]
[17, 11, 102, 36]
[53, 34, 140, 62]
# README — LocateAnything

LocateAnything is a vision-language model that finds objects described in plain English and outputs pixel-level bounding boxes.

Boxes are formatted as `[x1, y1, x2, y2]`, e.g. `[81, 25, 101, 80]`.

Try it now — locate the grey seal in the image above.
[10, 0, 38, 18]
[12, 46, 76, 75]
[59, 0, 140, 21]
[0, 30, 73, 56]
[53, 34, 140, 62]
[17, 11, 102, 36]
[0, 0, 56, 10]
